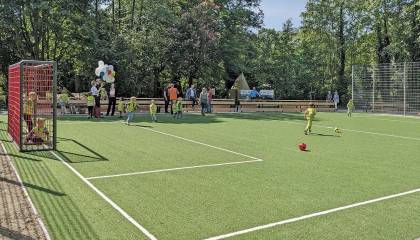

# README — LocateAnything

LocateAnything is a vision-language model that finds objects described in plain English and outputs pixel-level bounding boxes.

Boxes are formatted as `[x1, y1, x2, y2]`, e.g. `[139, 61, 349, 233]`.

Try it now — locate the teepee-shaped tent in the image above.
[231, 73, 250, 90]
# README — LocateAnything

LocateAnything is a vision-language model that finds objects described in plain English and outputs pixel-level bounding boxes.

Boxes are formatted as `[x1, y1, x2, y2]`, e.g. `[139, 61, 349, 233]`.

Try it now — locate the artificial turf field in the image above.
[1, 112, 420, 240]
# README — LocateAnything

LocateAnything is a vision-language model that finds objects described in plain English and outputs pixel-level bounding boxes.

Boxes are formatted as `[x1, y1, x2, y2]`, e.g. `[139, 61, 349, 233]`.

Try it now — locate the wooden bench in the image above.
[63, 97, 334, 114]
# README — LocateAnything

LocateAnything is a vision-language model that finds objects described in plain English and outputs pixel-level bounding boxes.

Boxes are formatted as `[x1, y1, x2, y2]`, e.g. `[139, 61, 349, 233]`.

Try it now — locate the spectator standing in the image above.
[168, 83, 179, 115]
[333, 91, 340, 112]
[186, 85, 197, 110]
[106, 83, 116, 116]
[207, 87, 213, 113]
[326, 91, 332, 102]
[199, 88, 208, 116]
[163, 84, 170, 113]
[91, 79, 100, 118]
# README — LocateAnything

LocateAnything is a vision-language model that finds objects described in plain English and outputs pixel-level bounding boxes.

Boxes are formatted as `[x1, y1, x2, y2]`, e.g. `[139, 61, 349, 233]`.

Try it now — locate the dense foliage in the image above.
[0, 0, 418, 101]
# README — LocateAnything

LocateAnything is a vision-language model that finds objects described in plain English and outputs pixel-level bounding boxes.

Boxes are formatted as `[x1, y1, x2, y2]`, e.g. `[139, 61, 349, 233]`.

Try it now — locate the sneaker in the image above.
[304, 130, 308, 135]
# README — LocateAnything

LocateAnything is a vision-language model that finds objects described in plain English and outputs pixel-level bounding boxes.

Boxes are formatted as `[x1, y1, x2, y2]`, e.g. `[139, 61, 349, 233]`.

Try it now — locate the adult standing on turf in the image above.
[199, 88, 208, 116]
[163, 84, 170, 113]
[168, 83, 179, 115]
[207, 87, 213, 113]
[326, 91, 332, 102]
[333, 91, 340, 112]
[186, 85, 197, 110]
[91, 80, 101, 118]
[106, 83, 116, 116]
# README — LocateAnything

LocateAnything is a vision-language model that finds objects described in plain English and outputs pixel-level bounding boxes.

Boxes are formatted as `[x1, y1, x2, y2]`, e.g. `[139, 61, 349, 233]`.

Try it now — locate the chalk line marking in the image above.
[0, 141, 52, 240]
[139, 127, 263, 161]
[204, 187, 420, 240]
[50, 151, 158, 240]
[86, 159, 262, 180]
[278, 113, 420, 141]
[87, 127, 264, 180]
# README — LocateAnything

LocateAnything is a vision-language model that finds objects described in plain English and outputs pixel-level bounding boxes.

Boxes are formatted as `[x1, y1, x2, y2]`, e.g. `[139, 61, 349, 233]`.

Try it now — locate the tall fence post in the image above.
[351, 65, 354, 101]
[372, 66, 375, 112]
[403, 62, 407, 116]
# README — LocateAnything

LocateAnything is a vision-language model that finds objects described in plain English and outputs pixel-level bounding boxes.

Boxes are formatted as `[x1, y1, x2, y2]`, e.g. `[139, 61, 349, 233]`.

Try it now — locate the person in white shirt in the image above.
[333, 91, 340, 112]
[91, 80, 101, 118]
[106, 83, 116, 116]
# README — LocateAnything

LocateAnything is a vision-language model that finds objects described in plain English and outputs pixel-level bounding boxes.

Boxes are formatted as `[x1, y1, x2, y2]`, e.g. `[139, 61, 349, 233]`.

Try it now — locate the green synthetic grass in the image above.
[1, 112, 420, 240]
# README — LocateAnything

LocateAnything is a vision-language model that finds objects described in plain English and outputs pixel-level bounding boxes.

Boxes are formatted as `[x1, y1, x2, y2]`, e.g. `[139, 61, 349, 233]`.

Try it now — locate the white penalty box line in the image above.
[86, 127, 264, 180]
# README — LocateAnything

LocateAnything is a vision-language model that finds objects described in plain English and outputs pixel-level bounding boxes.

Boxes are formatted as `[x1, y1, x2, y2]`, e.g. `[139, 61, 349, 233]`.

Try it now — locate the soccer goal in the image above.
[8, 60, 57, 151]
[352, 62, 420, 115]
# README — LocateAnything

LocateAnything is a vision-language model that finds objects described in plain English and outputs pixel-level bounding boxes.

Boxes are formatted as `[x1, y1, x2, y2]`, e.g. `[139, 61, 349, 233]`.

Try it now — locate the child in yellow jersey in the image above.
[117, 97, 125, 118]
[304, 103, 317, 135]
[59, 91, 69, 115]
[126, 97, 137, 125]
[150, 100, 157, 122]
[87, 92, 95, 118]
[347, 99, 354, 117]
[173, 97, 183, 119]
[25, 118, 49, 144]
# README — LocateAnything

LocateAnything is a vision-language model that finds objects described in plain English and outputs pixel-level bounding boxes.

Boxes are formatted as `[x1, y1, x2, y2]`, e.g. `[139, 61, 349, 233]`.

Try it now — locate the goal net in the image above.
[352, 62, 420, 115]
[8, 60, 57, 151]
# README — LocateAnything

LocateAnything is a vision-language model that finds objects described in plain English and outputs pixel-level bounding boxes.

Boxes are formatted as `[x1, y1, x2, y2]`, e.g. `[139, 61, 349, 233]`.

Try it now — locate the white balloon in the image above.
[98, 60, 105, 66]
[95, 67, 101, 76]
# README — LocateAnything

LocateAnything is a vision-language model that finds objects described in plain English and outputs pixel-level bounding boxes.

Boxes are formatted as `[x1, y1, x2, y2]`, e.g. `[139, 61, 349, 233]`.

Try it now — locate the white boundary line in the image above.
[86, 159, 262, 180]
[50, 151, 158, 240]
[204, 187, 420, 240]
[0, 141, 52, 240]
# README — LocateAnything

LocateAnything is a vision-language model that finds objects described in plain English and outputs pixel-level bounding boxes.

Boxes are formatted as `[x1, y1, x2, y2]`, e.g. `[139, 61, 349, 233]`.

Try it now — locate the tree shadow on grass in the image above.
[0, 176, 66, 197]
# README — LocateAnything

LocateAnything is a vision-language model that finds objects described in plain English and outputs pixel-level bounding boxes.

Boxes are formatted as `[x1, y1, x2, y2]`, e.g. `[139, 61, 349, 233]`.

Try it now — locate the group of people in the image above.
[165, 84, 214, 116]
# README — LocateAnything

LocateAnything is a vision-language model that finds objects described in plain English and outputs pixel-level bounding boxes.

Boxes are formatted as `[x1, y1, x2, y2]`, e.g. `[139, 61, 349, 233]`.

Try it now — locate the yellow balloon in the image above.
[111, 71, 116, 77]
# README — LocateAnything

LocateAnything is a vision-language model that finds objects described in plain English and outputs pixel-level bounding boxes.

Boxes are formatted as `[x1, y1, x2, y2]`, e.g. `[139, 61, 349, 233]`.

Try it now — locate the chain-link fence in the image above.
[352, 62, 420, 115]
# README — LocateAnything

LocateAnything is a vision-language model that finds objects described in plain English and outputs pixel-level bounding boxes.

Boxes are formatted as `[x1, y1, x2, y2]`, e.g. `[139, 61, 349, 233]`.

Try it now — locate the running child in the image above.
[126, 97, 137, 125]
[347, 99, 354, 117]
[304, 103, 317, 135]
[150, 100, 157, 122]
[25, 118, 49, 144]
[117, 97, 125, 118]
[87, 92, 94, 118]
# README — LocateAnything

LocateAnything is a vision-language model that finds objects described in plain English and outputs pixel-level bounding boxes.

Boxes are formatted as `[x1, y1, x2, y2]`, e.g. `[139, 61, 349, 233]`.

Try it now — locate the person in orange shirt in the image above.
[168, 83, 179, 115]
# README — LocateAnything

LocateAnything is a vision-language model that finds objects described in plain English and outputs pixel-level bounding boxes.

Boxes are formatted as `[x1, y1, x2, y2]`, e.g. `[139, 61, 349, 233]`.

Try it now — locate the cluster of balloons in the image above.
[95, 61, 116, 83]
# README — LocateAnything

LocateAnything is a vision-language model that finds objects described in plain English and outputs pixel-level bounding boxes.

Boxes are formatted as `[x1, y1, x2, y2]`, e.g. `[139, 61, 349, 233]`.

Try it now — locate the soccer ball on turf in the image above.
[299, 143, 307, 151]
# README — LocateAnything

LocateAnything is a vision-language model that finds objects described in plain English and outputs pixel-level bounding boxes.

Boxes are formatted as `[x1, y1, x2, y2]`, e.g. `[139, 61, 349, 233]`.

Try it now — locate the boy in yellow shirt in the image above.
[173, 97, 183, 119]
[87, 92, 95, 118]
[126, 97, 137, 125]
[304, 103, 317, 135]
[117, 97, 125, 118]
[150, 100, 157, 122]
[347, 99, 354, 117]
[25, 118, 49, 144]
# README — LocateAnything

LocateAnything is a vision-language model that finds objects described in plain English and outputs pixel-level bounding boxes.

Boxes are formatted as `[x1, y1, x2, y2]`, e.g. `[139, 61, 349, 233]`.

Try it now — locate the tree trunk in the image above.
[337, 3, 346, 94]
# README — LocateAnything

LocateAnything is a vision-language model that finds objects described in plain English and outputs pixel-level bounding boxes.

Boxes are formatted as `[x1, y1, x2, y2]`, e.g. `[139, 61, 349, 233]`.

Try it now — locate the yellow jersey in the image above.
[305, 107, 316, 120]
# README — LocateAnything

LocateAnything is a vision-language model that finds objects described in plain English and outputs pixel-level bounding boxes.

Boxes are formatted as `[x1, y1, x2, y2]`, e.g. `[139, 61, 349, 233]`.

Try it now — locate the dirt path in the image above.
[0, 146, 49, 240]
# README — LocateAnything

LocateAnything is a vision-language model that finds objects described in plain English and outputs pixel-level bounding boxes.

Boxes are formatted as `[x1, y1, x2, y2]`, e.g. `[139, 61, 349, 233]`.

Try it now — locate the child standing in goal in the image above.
[24, 92, 37, 133]
[347, 99, 354, 117]
[150, 100, 157, 122]
[304, 103, 317, 135]
[126, 97, 137, 125]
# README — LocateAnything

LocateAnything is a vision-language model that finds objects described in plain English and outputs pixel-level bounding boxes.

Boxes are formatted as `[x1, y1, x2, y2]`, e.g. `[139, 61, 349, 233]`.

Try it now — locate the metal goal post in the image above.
[8, 60, 57, 151]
